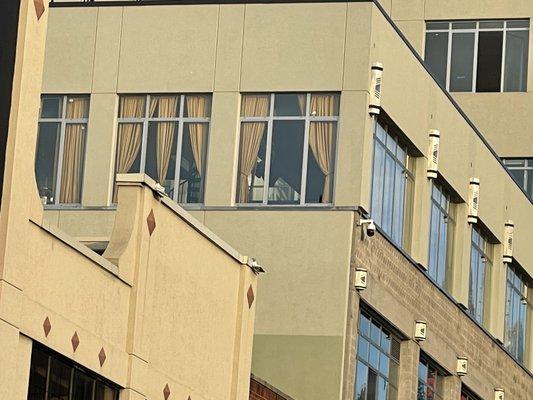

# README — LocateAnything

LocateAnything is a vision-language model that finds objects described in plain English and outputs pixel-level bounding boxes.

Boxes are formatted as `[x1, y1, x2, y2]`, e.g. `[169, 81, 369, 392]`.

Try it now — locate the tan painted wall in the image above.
[390, 0, 533, 156]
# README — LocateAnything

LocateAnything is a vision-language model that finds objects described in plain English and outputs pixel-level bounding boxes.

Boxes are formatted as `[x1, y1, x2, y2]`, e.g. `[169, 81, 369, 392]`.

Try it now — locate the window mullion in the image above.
[501, 24, 507, 92]
[68, 366, 75, 400]
[173, 95, 185, 201]
[44, 355, 51, 399]
[262, 94, 275, 205]
[300, 93, 311, 205]
[54, 95, 68, 205]
[446, 28, 453, 90]
[139, 95, 150, 174]
[472, 24, 480, 92]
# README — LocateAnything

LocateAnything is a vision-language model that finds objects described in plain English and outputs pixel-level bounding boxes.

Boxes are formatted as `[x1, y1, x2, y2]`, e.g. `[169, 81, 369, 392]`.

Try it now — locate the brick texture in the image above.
[347, 220, 532, 400]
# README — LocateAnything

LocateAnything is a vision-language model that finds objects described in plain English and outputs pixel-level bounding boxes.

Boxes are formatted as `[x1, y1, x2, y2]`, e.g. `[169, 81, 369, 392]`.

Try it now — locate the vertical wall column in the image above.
[0, 321, 32, 399]
[442, 375, 462, 400]
[488, 246, 506, 342]
[398, 340, 420, 399]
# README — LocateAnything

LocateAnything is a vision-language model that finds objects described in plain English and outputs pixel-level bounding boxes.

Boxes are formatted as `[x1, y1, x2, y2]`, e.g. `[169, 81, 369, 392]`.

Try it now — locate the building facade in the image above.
[31, 0, 533, 400]
[0, 2, 259, 400]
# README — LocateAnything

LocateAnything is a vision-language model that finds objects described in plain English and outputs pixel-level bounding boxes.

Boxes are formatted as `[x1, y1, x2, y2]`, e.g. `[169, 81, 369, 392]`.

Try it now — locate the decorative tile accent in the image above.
[98, 348, 106, 366]
[43, 317, 51, 337]
[247, 285, 255, 308]
[33, 0, 45, 20]
[147, 209, 156, 236]
[163, 384, 170, 400]
[71, 332, 80, 352]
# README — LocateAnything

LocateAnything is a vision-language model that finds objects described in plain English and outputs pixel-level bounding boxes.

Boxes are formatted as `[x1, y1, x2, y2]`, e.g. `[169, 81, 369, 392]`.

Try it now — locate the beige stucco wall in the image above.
[39, 1, 533, 399]
[389, 0, 533, 157]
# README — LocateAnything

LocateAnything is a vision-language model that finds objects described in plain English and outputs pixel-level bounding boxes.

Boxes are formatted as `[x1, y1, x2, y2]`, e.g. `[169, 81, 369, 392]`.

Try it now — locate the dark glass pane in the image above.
[452, 21, 476, 29]
[380, 329, 391, 353]
[371, 140, 386, 226]
[145, 122, 178, 195]
[426, 22, 449, 30]
[28, 348, 48, 400]
[358, 337, 370, 360]
[526, 170, 533, 198]
[450, 32, 475, 91]
[425, 32, 449, 87]
[274, 93, 305, 116]
[72, 370, 94, 400]
[476, 31, 503, 92]
[479, 21, 503, 29]
[41, 96, 63, 119]
[377, 377, 387, 400]
[417, 383, 427, 400]
[418, 361, 428, 381]
[379, 352, 389, 376]
[95, 381, 117, 400]
[381, 153, 395, 234]
[370, 321, 381, 344]
[359, 313, 371, 336]
[177, 123, 208, 203]
[48, 358, 72, 400]
[504, 30, 529, 92]
[367, 370, 378, 400]
[369, 344, 380, 370]
[267, 120, 305, 204]
[35, 122, 61, 204]
[507, 20, 529, 28]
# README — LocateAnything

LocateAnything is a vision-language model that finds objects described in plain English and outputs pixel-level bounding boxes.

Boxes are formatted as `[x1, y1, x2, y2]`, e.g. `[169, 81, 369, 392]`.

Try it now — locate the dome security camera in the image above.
[358, 219, 376, 237]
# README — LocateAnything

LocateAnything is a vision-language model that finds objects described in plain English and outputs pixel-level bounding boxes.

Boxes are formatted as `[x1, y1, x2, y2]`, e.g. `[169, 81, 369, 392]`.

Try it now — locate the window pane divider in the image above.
[54, 95, 68, 205]
[471, 23, 480, 93]
[173, 95, 186, 202]
[500, 24, 508, 92]
[262, 93, 275, 205]
[299, 93, 311, 205]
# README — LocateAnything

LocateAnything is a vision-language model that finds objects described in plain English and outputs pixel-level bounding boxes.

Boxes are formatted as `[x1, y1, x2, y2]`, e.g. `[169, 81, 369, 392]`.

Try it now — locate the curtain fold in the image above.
[59, 97, 89, 203]
[185, 96, 209, 175]
[114, 96, 145, 200]
[237, 95, 270, 203]
[151, 96, 178, 184]
[309, 94, 337, 203]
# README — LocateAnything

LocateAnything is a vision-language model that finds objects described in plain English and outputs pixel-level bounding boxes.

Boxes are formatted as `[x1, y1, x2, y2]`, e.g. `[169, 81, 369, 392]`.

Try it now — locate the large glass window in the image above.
[236, 93, 339, 205]
[371, 121, 415, 249]
[425, 20, 529, 92]
[27, 345, 118, 400]
[428, 183, 456, 289]
[417, 356, 445, 400]
[502, 158, 533, 199]
[115, 94, 210, 204]
[468, 226, 493, 324]
[504, 264, 529, 363]
[354, 309, 400, 400]
[35, 95, 89, 205]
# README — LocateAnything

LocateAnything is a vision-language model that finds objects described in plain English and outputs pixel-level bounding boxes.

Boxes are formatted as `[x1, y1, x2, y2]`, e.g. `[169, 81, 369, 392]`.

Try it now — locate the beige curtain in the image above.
[59, 97, 89, 203]
[309, 94, 337, 203]
[296, 94, 307, 115]
[186, 96, 209, 175]
[237, 95, 270, 202]
[151, 96, 178, 183]
[114, 96, 145, 200]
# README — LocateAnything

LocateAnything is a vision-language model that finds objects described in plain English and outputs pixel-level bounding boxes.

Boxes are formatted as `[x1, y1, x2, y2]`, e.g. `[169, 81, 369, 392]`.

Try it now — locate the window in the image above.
[428, 183, 456, 289]
[468, 226, 493, 323]
[236, 93, 339, 205]
[425, 20, 529, 92]
[417, 355, 445, 400]
[115, 94, 211, 204]
[461, 386, 482, 400]
[504, 264, 529, 363]
[502, 158, 533, 199]
[371, 121, 415, 249]
[27, 345, 118, 400]
[354, 309, 400, 400]
[35, 95, 89, 205]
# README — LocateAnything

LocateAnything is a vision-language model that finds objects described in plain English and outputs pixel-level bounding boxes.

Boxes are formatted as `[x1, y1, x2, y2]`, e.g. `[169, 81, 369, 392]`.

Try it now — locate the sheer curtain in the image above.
[59, 97, 89, 203]
[309, 94, 337, 203]
[150, 96, 178, 184]
[114, 96, 145, 200]
[237, 95, 270, 203]
[185, 95, 209, 176]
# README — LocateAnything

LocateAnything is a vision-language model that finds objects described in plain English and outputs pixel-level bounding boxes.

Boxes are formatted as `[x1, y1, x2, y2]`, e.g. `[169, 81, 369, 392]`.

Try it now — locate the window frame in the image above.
[355, 308, 401, 400]
[502, 158, 533, 199]
[115, 93, 211, 204]
[37, 94, 90, 206]
[427, 182, 456, 290]
[504, 263, 529, 363]
[426, 19, 529, 92]
[237, 92, 340, 206]
[370, 120, 415, 249]
[417, 354, 446, 400]
[468, 225, 494, 324]
[461, 385, 482, 400]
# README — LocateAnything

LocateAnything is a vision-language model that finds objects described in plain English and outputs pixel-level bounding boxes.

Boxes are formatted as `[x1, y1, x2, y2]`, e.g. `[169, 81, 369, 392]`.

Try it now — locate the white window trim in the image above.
[116, 94, 211, 204]
[238, 92, 340, 206]
[427, 19, 529, 93]
[38, 95, 89, 206]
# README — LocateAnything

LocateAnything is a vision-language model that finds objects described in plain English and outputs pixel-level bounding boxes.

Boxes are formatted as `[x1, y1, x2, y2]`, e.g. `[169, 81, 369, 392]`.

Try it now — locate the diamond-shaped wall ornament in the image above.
[98, 348, 106, 366]
[43, 317, 51, 337]
[247, 285, 255, 308]
[163, 384, 170, 400]
[34, 0, 45, 20]
[71, 332, 80, 352]
[147, 209, 156, 236]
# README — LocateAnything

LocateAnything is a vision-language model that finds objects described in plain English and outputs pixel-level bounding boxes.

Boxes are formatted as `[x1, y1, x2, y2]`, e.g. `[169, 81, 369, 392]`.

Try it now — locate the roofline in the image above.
[49, 0, 532, 204]
[116, 173, 266, 274]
